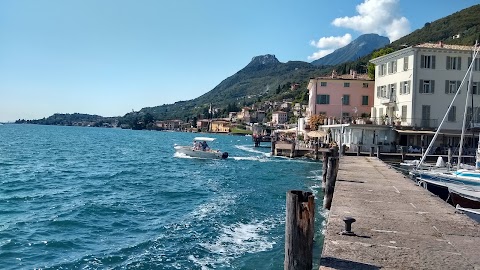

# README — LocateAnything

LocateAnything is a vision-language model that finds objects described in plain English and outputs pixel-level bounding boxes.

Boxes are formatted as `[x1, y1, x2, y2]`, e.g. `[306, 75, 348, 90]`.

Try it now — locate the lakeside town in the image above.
[151, 42, 480, 157]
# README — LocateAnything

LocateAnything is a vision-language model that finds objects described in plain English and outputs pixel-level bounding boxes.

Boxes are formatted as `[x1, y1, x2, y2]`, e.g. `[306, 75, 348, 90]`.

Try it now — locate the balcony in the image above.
[379, 97, 396, 106]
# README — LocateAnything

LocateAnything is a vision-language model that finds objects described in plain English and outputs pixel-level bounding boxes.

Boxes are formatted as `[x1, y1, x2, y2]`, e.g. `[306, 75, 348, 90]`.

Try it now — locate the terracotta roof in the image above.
[315, 74, 372, 80]
[414, 42, 476, 51]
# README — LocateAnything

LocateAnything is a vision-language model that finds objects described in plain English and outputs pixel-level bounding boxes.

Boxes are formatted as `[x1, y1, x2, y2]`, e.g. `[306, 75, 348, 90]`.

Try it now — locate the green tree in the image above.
[368, 47, 395, 79]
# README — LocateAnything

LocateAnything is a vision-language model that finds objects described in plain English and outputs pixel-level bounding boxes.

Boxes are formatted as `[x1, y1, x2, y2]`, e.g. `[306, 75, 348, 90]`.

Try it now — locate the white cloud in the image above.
[331, 0, 410, 41]
[308, 34, 352, 61]
[308, 0, 411, 60]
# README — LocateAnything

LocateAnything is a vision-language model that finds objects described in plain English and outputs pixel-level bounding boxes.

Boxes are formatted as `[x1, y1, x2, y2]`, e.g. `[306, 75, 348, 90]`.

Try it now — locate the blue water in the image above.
[0, 125, 325, 269]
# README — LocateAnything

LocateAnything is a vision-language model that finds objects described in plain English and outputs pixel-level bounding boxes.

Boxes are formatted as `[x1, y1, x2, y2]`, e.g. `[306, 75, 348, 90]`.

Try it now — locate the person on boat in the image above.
[193, 140, 197, 149]
[202, 141, 209, 151]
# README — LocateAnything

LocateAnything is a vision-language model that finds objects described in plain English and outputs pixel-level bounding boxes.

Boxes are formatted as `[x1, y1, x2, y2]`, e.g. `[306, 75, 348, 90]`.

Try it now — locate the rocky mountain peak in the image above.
[248, 54, 280, 66]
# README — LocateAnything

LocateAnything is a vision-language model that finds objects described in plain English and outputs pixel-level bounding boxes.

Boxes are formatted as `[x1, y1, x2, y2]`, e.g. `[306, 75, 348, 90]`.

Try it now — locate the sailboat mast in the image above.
[417, 43, 480, 169]
[457, 44, 477, 169]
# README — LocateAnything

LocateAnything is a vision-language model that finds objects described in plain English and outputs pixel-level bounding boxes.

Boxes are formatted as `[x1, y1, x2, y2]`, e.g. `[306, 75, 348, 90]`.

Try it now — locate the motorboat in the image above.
[449, 185, 480, 209]
[174, 137, 228, 159]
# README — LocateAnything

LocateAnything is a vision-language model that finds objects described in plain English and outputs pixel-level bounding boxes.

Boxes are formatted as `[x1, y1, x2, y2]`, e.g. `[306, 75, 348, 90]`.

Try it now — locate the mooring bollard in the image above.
[340, 217, 356, 236]
[285, 190, 314, 270]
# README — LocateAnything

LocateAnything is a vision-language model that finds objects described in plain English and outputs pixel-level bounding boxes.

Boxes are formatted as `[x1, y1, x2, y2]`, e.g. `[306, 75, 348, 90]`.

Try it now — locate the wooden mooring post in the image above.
[284, 190, 315, 270]
[323, 148, 339, 210]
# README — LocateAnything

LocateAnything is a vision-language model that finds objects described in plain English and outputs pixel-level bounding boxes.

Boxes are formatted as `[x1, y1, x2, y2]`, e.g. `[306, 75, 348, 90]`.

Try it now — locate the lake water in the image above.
[0, 124, 325, 269]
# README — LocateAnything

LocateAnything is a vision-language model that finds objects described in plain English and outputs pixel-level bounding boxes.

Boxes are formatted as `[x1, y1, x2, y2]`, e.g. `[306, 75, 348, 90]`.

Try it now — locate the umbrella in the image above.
[307, 130, 327, 138]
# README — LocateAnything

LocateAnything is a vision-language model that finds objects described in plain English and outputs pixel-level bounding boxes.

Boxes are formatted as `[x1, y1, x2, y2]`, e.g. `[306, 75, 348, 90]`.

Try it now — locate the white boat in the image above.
[174, 137, 228, 159]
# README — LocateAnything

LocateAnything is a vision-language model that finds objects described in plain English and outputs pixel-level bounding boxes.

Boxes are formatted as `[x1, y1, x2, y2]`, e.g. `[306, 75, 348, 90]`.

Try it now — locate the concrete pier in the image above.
[320, 156, 480, 270]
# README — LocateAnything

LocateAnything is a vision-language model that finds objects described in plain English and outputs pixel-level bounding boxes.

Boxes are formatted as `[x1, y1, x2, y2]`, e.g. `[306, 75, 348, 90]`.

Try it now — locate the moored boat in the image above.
[174, 137, 228, 159]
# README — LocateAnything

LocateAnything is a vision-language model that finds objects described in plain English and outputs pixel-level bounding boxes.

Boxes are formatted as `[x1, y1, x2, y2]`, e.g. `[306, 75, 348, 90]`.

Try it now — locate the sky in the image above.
[1, 0, 478, 122]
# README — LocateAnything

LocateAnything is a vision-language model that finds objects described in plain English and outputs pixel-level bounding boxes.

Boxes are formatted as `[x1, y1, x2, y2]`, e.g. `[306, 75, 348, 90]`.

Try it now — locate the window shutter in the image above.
[400, 81, 404, 94]
[377, 86, 380, 97]
[446, 56, 451, 70]
[432, 56, 436, 69]
[468, 57, 472, 67]
[445, 80, 449, 94]
[457, 57, 461, 70]
[420, 80, 424, 93]
[431, 80, 435, 93]
[420, 55, 425, 68]
[457, 81, 461, 94]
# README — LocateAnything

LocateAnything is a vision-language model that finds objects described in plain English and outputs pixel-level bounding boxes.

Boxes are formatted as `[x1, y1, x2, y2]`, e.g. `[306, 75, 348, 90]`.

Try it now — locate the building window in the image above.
[344, 82, 350, 87]
[388, 60, 397, 74]
[362, 83, 369, 88]
[422, 105, 431, 127]
[448, 106, 456, 122]
[403, 57, 409, 71]
[320, 82, 327, 87]
[401, 105, 407, 121]
[400, 80, 410, 94]
[473, 82, 479, 95]
[420, 80, 435, 94]
[388, 83, 396, 100]
[445, 80, 461, 94]
[420, 55, 436, 69]
[446, 56, 462, 70]
[362, 96, 368, 105]
[342, 95, 350, 105]
[468, 57, 480, 71]
[379, 64, 387, 76]
[467, 107, 480, 124]
[316, 94, 330, 104]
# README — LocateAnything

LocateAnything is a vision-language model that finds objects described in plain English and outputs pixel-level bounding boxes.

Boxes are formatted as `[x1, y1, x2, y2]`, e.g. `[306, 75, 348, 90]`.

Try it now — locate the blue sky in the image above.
[0, 0, 478, 122]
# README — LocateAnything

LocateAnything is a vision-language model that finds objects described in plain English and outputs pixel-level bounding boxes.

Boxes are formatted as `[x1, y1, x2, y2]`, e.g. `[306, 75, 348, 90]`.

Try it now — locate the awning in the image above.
[395, 130, 436, 135]
[307, 130, 327, 137]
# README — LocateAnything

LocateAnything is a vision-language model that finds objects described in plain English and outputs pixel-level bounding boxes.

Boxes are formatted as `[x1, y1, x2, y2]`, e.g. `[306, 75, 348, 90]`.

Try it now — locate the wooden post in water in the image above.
[322, 151, 329, 191]
[290, 142, 296, 158]
[448, 147, 452, 165]
[284, 190, 314, 270]
[271, 140, 276, 156]
[314, 142, 319, 160]
[323, 148, 339, 210]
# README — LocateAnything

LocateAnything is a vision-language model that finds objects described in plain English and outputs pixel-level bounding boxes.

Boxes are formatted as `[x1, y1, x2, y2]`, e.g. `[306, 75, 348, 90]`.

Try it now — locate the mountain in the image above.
[129, 55, 327, 122]
[311, 34, 390, 67]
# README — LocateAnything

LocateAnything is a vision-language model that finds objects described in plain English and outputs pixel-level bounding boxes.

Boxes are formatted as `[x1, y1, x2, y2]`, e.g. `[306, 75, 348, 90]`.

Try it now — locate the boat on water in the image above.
[449, 185, 480, 209]
[174, 137, 228, 159]
[455, 205, 480, 222]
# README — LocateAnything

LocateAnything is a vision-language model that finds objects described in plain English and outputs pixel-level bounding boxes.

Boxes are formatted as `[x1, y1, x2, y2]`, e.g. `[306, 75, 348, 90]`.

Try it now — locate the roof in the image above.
[314, 74, 372, 81]
[414, 43, 476, 51]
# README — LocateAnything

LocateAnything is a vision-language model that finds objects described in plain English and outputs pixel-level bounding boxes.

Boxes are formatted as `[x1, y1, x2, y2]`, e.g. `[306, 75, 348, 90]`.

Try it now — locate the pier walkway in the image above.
[320, 156, 480, 269]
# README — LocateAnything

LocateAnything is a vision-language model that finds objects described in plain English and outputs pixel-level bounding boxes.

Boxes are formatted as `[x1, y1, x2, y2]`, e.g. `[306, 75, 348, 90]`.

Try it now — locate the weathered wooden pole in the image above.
[376, 146, 381, 158]
[448, 147, 452, 165]
[322, 151, 329, 191]
[284, 190, 315, 270]
[356, 145, 361, 156]
[314, 141, 319, 160]
[271, 140, 276, 156]
[400, 147, 406, 161]
[370, 146, 374, 157]
[290, 141, 296, 158]
[323, 148, 339, 210]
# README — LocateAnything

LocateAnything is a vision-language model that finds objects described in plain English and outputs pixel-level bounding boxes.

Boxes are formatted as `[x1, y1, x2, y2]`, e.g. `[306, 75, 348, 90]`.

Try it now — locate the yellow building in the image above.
[210, 120, 230, 133]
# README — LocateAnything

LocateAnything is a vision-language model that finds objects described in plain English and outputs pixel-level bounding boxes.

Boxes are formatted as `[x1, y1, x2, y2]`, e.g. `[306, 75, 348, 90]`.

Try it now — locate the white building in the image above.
[370, 42, 480, 149]
[272, 111, 288, 124]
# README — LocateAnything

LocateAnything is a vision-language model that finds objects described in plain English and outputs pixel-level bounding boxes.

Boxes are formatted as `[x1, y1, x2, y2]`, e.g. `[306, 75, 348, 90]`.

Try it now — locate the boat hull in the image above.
[174, 146, 228, 159]
[449, 186, 480, 209]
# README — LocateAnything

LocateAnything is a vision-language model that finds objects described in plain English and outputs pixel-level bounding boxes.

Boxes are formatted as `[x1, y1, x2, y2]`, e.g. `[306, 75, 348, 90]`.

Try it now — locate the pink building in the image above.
[307, 71, 374, 122]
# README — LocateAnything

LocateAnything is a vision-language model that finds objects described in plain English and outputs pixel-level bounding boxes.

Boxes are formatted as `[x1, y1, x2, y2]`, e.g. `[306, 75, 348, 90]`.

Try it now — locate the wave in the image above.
[192, 219, 277, 268]
[234, 145, 269, 156]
